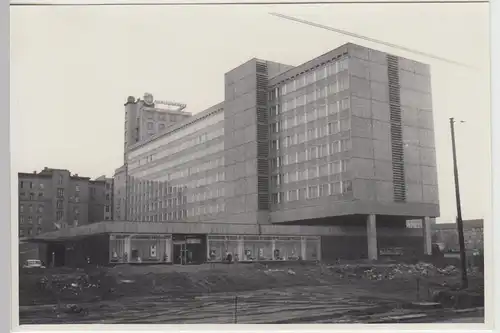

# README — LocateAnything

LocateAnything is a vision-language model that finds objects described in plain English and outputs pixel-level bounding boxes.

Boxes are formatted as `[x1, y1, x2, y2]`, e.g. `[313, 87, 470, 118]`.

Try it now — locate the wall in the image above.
[223, 58, 263, 224]
[347, 43, 439, 218]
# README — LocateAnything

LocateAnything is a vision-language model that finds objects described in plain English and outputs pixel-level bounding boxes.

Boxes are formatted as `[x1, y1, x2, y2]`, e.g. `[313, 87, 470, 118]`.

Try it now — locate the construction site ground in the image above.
[19, 261, 485, 325]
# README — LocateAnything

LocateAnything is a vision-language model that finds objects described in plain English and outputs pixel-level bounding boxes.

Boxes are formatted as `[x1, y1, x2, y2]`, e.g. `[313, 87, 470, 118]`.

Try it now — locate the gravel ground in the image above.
[18, 262, 484, 325]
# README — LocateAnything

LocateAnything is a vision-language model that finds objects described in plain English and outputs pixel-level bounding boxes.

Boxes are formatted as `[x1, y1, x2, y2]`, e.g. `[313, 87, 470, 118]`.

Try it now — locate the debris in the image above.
[287, 269, 296, 275]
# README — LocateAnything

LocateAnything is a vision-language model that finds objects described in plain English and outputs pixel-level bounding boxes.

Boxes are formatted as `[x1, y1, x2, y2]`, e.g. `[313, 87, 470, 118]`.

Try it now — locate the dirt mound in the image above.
[19, 263, 334, 306]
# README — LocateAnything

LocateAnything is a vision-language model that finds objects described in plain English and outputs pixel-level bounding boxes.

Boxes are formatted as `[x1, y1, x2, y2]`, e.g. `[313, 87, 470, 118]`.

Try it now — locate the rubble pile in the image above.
[330, 263, 460, 281]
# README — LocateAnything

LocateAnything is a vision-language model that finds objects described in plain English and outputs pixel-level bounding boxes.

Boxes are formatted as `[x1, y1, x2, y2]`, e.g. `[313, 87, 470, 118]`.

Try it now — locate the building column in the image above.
[367, 214, 378, 261]
[165, 236, 172, 263]
[301, 237, 307, 260]
[237, 238, 244, 261]
[124, 235, 131, 262]
[422, 217, 433, 256]
[271, 239, 276, 260]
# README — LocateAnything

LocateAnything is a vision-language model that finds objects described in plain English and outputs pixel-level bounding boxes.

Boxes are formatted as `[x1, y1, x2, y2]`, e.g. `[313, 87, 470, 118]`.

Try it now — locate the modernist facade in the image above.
[30, 43, 439, 266]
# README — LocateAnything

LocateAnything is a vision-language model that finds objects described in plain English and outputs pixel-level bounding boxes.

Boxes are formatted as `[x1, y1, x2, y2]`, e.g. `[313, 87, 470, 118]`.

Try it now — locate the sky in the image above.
[10, 2, 490, 223]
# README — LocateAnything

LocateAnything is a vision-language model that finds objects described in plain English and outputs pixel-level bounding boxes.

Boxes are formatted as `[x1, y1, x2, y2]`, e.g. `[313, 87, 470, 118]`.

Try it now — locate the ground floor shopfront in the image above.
[26, 219, 430, 267]
[108, 233, 320, 265]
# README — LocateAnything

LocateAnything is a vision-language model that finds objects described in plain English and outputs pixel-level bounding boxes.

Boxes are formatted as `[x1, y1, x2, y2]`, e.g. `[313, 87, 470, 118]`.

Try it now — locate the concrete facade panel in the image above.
[368, 62, 389, 83]
[373, 139, 392, 161]
[351, 96, 371, 118]
[353, 179, 377, 201]
[350, 76, 372, 99]
[370, 80, 389, 103]
[350, 158, 375, 178]
[375, 181, 394, 202]
[374, 160, 394, 181]
[372, 120, 391, 141]
[371, 101, 391, 122]
[351, 137, 374, 159]
[351, 116, 373, 139]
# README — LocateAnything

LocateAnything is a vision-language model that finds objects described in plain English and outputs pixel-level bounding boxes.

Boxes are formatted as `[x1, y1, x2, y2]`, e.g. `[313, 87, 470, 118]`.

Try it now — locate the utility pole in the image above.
[449, 117, 468, 289]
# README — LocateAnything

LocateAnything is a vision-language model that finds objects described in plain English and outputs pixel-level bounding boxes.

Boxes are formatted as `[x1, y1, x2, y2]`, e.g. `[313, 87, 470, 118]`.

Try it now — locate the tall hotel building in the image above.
[31, 43, 439, 266]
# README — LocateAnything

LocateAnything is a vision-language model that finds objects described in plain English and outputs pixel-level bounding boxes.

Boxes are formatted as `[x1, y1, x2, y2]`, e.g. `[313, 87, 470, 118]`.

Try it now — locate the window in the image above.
[37, 216, 42, 225]
[58, 175, 63, 185]
[56, 211, 63, 221]
[28, 216, 33, 224]
[19, 216, 24, 224]
[37, 228, 42, 235]
[38, 192, 43, 198]
[287, 189, 298, 202]
[328, 121, 340, 135]
[341, 139, 351, 151]
[57, 188, 64, 198]
[341, 98, 350, 110]
[147, 122, 154, 130]
[308, 186, 319, 199]
[329, 182, 342, 195]
[105, 205, 110, 213]
[340, 118, 350, 132]
[28, 229, 32, 236]
[20, 204, 24, 213]
[159, 124, 166, 131]
[328, 102, 339, 115]
[20, 181, 24, 188]
[106, 194, 110, 200]
[29, 193, 35, 200]
[19, 229, 24, 237]
[57, 200, 63, 209]
[39, 183, 44, 190]
[37, 204, 43, 213]
[75, 185, 80, 192]
[319, 184, 328, 196]
[342, 180, 353, 193]
[330, 141, 341, 155]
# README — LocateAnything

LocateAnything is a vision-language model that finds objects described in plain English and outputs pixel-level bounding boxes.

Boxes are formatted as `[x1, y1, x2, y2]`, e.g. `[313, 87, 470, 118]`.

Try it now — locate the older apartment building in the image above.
[18, 168, 114, 237]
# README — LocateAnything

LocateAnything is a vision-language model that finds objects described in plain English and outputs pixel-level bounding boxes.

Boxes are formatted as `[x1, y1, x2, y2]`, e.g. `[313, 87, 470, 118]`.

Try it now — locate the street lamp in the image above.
[449, 117, 468, 289]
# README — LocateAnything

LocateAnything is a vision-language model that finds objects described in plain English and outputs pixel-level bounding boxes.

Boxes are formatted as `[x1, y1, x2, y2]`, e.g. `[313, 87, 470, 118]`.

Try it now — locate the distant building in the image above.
[18, 167, 113, 237]
[432, 219, 484, 251]
[112, 165, 126, 221]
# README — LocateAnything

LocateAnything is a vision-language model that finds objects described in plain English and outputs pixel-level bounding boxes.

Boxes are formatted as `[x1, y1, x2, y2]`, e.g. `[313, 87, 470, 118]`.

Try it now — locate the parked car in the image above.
[22, 259, 45, 269]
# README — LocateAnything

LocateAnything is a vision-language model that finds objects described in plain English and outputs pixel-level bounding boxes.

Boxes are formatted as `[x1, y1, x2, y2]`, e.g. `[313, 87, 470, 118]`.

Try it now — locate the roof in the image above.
[433, 219, 484, 231]
[25, 220, 423, 242]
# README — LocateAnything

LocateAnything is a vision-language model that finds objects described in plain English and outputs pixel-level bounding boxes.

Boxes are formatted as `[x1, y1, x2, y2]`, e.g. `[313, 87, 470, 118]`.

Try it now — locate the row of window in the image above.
[168, 157, 225, 181]
[280, 79, 350, 113]
[19, 181, 44, 190]
[270, 98, 350, 127]
[129, 172, 226, 198]
[271, 121, 350, 150]
[19, 192, 44, 200]
[271, 181, 353, 204]
[19, 215, 42, 224]
[187, 187, 226, 203]
[19, 228, 43, 237]
[271, 115, 350, 138]
[272, 160, 349, 186]
[271, 142, 351, 170]
[130, 197, 189, 212]
[133, 128, 224, 169]
[19, 204, 44, 213]
[129, 142, 225, 180]
[274, 57, 349, 98]
[187, 202, 226, 217]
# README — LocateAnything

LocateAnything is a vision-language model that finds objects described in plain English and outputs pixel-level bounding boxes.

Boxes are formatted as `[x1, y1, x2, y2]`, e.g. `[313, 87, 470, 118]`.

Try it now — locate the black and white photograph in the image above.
[7, 0, 494, 329]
